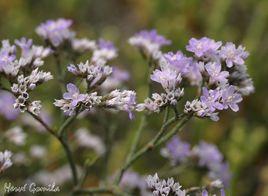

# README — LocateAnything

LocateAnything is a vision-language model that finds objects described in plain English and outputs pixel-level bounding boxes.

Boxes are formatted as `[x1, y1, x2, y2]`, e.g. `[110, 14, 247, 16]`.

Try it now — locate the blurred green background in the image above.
[0, 0, 267, 195]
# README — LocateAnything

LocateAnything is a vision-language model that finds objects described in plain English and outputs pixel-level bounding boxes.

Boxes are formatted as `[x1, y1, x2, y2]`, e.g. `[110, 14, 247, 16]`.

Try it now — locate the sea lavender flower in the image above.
[0, 91, 19, 120]
[136, 93, 166, 113]
[161, 136, 191, 164]
[163, 51, 192, 75]
[221, 85, 242, 112]
[104, 89, 136, 119]
[192, 141, 223, 169]
[91, 39, 118, 63]
[208, 162, 231, 187]
[101, 67, 129, 90]
[120, 171, 145, 190]
[185, 61, 204, 86]
[219, 42, 249, 68]
[200, 87, 223, 112]
[54, 83, 101, 116]
[5, 126, 26, 146]
[129, 29, 171, 59]
[63, 83, 86, 107]
[68, 61, 113, 87]
[184, 99, 219, 121]
[151, 66, 182, 92]
[146, 173, 186, 196]
[186, 37, 222, 58]
[71, 38, 96, 52]
[0, 150, 13, 173]
[75, 128, 105, 155]
[36, 18, 75, 47]
[205, 62, 229, 85]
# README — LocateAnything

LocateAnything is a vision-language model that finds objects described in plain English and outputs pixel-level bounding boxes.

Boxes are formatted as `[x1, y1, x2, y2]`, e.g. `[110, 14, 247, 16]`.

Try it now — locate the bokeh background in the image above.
[0, 0, 267, 195]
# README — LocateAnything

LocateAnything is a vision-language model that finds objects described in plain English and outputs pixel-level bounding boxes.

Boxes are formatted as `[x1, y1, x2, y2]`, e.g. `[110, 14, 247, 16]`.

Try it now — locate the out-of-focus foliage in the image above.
[0, 0, 267, 195]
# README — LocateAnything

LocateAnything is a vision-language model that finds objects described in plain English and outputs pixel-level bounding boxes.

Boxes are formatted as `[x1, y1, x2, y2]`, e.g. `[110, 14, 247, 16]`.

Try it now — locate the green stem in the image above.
[115, 115, 184, 184]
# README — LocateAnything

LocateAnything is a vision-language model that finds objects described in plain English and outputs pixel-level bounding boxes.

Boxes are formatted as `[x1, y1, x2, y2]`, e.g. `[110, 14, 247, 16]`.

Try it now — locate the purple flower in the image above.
[186, 37, 222, 58]
[205, 62, 229, 85]
[133, 29, 171, 46]
[221, 85, 242, 112]
[36, 18, 75, 47]
[105, 90, 136, 120]
[200, 87, 223, 112]
[129, 29, 171, 57]
[163, 51, 192, 75]
[151, 66, 182, 91]
[0, 91, 19, 120]
[63, 83, 86, 107]
[98, 39, 116, 50]
[186, 61, 203, 86]
[193, 141, 223, 168]
[219, 42, 249, 68]
[102, 67, 130, 90]
[165, 137, 191, 163]
[208, 162, 231, 187]
[202, 190, 208, 196]
[15, 37, 33, 57]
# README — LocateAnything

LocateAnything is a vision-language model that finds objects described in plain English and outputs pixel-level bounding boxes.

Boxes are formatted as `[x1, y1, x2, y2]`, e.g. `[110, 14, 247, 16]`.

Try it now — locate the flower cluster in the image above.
[36, 18, 75, 47]
[146, 173, 186, 196]
[137, 65, 184, 113]
[0, 38, 53, 114]
[5, 126, 26, 146]
[67, 61, 113, 88]
[162, 136, 231, 186]
[0, 150, 13, 173]
[129, 29, 171, 60]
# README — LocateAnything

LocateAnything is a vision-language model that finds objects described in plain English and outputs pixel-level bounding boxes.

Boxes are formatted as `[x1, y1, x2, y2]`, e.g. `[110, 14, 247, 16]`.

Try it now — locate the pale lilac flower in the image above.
[184, 99, 219, 121]
[208, 162, 231, 187]
[0, 91, 19, 120]
[129, 29, 170, 58]
[151, 66, 182, 91]
[219, 42, 249, 68]
[75, 128, 105, 155]
[15, 37, 33, 57]
[105, 89, 136, 119]
[91, 39, 118, 63]
[36, 18, 75, 47]
[162, 137, 191, 164]
[200, 87, 223, 112]
[120, 171, 145, 190]
[71, 38, 96, 52]
[205, 62, 229, 85]
[193, 141, 223, 169]
[146, 173, 186, 196]
[5, 126, 26, 146]
[221, 85, 242, 112]
[136, 93, 166, 113]
[163, 51, 192, 75]
[0, 150, 13, 173]
[202, 190, 208, 196]
[63, 83, 86, 107]
[186, 37, 222, 58]
[185, 61, 203, 86]
[101, 67, 129, 90]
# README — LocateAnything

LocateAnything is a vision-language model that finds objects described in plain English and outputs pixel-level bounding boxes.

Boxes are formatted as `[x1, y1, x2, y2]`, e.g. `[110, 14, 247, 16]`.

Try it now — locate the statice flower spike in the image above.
[71, 38, 96, 52]
[200, 87, 223, 112]
[186, 37, 222, 58]
[219, 42, 249, 68]
[36, 18, 75, 47]
[91, 39, 118, 63]
[0, 150, 13, 173]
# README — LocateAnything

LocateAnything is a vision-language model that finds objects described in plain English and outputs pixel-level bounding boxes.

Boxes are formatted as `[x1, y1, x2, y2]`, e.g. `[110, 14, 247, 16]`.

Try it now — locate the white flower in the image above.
[0, 150, 13, 172]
